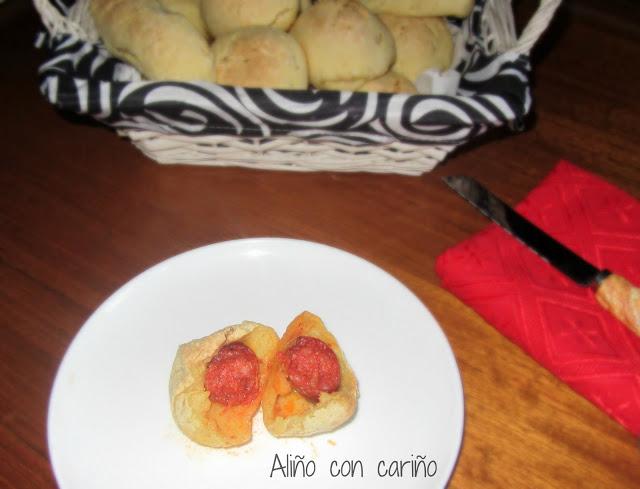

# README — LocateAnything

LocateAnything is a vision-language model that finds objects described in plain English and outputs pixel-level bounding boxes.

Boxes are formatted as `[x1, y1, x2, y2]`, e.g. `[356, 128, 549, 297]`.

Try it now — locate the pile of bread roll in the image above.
[90, 0, 473, 94]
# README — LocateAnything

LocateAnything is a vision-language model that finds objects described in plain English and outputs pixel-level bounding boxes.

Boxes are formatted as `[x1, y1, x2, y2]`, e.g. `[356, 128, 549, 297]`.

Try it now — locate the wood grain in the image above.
[2, 1, 640, 488]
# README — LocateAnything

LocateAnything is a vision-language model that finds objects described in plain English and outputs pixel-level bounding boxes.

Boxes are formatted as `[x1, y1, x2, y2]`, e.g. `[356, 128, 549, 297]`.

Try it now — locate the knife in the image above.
[443, 175, 640, 338]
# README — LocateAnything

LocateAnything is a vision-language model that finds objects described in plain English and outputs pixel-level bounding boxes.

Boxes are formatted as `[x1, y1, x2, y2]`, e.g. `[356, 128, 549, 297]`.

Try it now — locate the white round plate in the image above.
[48, 238, 464, 489]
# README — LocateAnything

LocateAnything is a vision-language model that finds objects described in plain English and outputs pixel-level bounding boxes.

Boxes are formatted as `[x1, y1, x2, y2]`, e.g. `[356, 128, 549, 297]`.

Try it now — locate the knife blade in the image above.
[443, 175, 640, 337]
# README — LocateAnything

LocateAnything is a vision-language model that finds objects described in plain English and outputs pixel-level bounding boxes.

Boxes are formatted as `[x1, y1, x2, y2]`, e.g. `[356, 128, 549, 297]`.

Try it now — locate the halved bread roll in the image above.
[169, 321, 279, 447]
[262, 311, 358, 437]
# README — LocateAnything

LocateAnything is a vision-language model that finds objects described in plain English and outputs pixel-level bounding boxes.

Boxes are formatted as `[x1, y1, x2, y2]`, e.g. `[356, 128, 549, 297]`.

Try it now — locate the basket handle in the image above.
[482, 0, 562, 55]
[514, 0, 562, 54]
[32, 0, 97, 42]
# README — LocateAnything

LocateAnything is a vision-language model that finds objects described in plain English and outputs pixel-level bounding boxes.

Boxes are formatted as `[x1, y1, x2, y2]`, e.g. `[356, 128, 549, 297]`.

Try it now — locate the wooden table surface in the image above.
[2, 1, 640, 487]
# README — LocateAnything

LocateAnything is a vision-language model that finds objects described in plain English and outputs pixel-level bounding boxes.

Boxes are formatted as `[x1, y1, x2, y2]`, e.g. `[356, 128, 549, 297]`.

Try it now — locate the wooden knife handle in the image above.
[595, 273, 640, 337]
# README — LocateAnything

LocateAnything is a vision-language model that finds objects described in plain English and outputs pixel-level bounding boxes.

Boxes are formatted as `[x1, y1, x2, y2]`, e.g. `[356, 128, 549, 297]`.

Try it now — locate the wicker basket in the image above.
[34, 0, 561, 175]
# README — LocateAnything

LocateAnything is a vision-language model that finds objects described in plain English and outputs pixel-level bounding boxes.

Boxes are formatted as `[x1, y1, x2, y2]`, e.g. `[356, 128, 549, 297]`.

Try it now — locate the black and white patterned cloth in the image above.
[37, 0, 531, 147]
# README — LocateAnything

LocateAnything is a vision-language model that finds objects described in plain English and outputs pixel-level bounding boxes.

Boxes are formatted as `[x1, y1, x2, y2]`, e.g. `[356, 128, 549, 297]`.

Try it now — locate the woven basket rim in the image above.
[31, 0, 561, 174]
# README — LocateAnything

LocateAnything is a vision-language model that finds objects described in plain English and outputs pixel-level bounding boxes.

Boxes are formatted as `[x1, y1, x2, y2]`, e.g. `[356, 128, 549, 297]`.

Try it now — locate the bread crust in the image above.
[379, 13, 453, 82]
[156, 0, 209, 38]
[358, 71, 418, 94]
[262, 311, 358, 437]
[201, 0, 300, 37]
[90, 0, 215, 81]
[290, 0, 395, 90]
[359, 0, 474, 18]
[212, 26, 309, 89]
[169, 321, 279, 447]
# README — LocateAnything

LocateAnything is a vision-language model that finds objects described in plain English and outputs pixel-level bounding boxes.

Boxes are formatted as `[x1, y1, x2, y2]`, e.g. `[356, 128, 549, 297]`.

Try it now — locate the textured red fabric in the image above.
[436, 161, 640, 435]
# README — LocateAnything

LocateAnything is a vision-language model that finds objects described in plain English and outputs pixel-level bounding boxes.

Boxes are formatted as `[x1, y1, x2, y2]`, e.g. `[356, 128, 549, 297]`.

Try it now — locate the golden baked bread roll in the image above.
[90, 0, 215, 81]
[379, 14, 453, 82]
[156, 0, 208, 38]
[201, 0, 300, 37]
[169, 321, 279, 447]
[290, 0, 395, 91]
[359, 0, 474, 18]
[212, 26, 308, 89]
[358, 71, 418, 94]
[262, 311, 358, 437]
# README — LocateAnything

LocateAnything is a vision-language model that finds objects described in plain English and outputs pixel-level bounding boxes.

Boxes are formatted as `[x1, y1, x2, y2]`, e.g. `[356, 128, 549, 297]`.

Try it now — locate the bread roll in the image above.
[156, 0, 208, 38]
[90, 0, 215, 81]
[169, 321, 279, 447]
[262, 311, 358, 437]
[212, 26, 308, 89]
[201, 0, 299, 37]
[379, 14, 453, 82]
[290, 0, 395, 90]
[359, 0, 474, 18]
[358, 71, 418, 94]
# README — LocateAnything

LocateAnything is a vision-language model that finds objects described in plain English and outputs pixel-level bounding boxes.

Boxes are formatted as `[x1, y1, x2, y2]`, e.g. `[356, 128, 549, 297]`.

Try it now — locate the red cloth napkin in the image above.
[436, 161, 640, 435]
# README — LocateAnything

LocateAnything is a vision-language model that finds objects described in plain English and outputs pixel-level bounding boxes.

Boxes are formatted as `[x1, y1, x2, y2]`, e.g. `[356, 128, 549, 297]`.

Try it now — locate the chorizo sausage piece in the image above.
[204, 342, 260, 406]
[282, 335, 341, 402]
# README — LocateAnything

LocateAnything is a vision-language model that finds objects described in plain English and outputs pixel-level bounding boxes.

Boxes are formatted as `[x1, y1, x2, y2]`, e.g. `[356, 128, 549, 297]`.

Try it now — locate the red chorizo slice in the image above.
[282, 336, 341, 402]
[205, 342, 260, 406]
